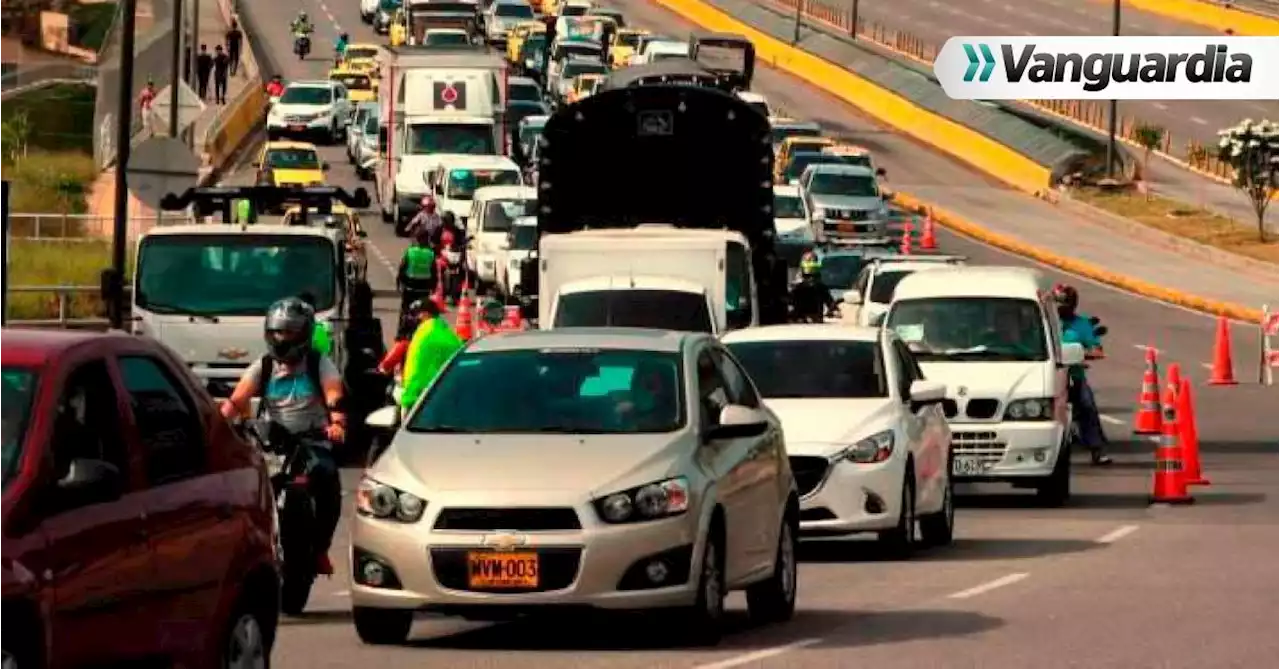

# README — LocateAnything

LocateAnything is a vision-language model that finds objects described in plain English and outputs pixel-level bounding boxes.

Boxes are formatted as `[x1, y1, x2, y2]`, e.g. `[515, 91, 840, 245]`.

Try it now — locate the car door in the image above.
[891, 339, 945, 510]
[39, 357, 158, 667]
[712, 347, 782, 571]
[116, 354, 240, 659]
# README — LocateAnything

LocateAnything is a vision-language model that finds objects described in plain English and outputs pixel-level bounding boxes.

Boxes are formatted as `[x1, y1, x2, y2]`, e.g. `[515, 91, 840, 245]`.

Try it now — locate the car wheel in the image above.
[878, 472, 917, 558]
[328, 122, 340, 145]
[221, 592, 274, 669]
[745, 511, 798, 623]
[353, 607, 414, 645]
[673, 532, 725, 646]
[918, 473, 955, 547]
[1036, 443, 1072, 508]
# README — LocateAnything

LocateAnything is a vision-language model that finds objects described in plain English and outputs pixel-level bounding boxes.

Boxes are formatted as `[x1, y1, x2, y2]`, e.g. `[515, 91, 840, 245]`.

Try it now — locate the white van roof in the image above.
[891, 266, 1048, 302]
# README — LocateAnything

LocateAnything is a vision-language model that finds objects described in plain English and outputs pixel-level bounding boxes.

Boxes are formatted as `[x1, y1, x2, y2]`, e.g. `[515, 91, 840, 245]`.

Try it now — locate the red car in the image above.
[2, 329, 279, 669]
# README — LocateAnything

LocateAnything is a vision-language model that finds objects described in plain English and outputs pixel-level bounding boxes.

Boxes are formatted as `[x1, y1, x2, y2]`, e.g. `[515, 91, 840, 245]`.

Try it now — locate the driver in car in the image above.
[615, 360, 678, 431]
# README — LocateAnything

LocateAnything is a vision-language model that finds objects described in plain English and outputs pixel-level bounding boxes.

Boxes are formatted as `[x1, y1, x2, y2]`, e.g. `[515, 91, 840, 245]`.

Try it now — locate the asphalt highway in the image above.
[228, 1, 1278, 665]
[839, 0, 1277, 152]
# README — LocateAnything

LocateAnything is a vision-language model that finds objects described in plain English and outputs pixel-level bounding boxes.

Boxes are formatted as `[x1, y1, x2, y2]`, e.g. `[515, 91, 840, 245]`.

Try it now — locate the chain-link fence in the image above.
[93, 0, 179, 170]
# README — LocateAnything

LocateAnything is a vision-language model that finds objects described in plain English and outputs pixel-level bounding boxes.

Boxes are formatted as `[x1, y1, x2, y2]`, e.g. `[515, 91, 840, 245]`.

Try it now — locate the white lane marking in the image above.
[1190, 116, 1209, 125]
[691, 639, 824, 669]
[947, 572, 1029, 600]
[1100, 414, 1124, 426]
[330, 589, 351, 597]
[367, 241, 399, 276]
[1201, 362, 1214, 371]
[990, 20, 1012, 30]
[1001, 2, 1014, 9]
[1096, 524, 1140, 544]
[1132, 343, 1161, 354]
[1151, 102, 1169, 111]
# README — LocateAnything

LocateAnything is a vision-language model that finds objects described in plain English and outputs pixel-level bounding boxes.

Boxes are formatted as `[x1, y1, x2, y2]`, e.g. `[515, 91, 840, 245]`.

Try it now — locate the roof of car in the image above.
[438, 155, 521, 170]
[772, 184, 800, 196]
[1, 329, 139, 367]
[509, 75, 540, 87]
[287, 80, 336, 88]
[892, 266, 1046, 301]
[722, 324, 881, 344]
[465, 327, 698, 353]
[805, 163, 877, 176]
[264, 140, 320, 151]
[473, 184, 537, 199]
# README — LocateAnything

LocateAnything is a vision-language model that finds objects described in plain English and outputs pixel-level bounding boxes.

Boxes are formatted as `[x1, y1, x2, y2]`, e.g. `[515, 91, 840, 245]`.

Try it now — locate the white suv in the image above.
[267, 80, 352, 145]
[844, 256, 967, 326]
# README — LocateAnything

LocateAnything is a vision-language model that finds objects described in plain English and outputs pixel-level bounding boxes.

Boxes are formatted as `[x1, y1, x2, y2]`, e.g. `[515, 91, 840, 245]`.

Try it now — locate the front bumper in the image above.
[817, 219, 892, 245]
[350, 492, 706, 613]
[794, 453, 907, 535]
[267, 115, 335, 135]
[950, 422, 1065, 480]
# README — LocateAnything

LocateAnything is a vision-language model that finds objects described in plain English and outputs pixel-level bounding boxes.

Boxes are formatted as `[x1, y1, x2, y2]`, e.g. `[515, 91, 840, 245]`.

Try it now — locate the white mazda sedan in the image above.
[722, 324, 955, 556]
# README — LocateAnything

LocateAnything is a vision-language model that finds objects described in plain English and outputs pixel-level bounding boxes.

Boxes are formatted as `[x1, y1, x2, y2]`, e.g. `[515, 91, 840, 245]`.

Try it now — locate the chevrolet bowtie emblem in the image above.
[218, 347, 249, 361]
[481, 531, 529, 552]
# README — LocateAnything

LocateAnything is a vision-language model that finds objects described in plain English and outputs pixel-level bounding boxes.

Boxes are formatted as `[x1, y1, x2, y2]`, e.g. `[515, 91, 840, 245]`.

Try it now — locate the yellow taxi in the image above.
[565, 73, 605, 104]
[329, 67, 377, 104]
[344, 43, 382, 77]
[254, 140, 328, 190]
[608, 28, 649, 69]
[507, 21, 546, 64]
[774, 135, 835, 183]
[281, 204, 370, 282]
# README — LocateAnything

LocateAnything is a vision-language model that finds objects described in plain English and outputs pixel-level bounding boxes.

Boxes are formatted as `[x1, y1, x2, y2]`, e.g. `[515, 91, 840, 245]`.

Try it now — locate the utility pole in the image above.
[792, 0, 803, 44]
[850, 0, 859, 39]
[1105, 0, 1120, 178]
[189, 0, 200, 147]
[109, 0, 138, 330]
[169, 0, 183, 138]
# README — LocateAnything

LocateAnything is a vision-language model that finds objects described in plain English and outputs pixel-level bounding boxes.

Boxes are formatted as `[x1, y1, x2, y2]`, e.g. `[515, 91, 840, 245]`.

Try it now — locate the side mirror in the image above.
[842, 291, 863, 305]
[57, 458, 123, 505]
[1060, 342, 1086, 367]
[875, 167, 887, 177]
[908, 379, 946, 411]
[705, 404, 769, 441]
[366, 405, 401, 430]
[322, 162, 331, 171]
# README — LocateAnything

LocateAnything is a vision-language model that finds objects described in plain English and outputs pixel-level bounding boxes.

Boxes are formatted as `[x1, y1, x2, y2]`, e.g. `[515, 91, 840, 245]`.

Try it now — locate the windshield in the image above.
[821, 255, 866, 289]
[495, 3, 533, 17]
[483, 198, 537, 232]
[509, 82, 541, 102]
[556, 43, 601, 60]
[555, 290, 713, 333]
[773, 193, 804, 219]
[521, 35, 547, 60]
[886, 297, 1049, 362]
[407, 123, 496, 155]
[519, 123, 545, 148]
[446, 169, 521, 200]
[380, 0, 400, 10]
[509, 224, 538, 249]
[2, 367, 36, 490]
[809, 173, 879, 197]
[563, 62, 606, 78]
[425, 31, 470, 45]
[785, 153, 846, 182]
[869, 270, 911, 304]
[347, 46, 379, 60]
[561, 4, 588, 15]
[332, 73, 371, 90]
[616, 32, 644, 48]
[407, 348, 686, 434]
[265, 147, 321, 170]
[727, 340, 887, 399]
[771, 125, 822, 146]
[136, 234, 336, 316]
[279, 86, 331, 105]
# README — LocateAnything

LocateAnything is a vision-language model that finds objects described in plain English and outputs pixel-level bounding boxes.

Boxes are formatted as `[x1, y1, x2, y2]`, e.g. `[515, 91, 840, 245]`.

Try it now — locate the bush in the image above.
[4, 151, 98, 218]
[5, 239, 133, 322]
[1, 83, 96, 154]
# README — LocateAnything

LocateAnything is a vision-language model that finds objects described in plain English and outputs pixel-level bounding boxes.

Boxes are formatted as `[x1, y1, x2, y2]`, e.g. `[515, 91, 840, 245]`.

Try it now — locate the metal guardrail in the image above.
[4, 285, 120, 329]
[0, 64, 98, 96]
[7, 212, 189, 240]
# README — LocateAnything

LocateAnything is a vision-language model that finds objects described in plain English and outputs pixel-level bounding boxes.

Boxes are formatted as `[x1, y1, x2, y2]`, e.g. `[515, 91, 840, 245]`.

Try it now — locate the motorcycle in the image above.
[440, 246, 466, 302]
[294, 34, 311, 60]
[242, 420, 328, 615]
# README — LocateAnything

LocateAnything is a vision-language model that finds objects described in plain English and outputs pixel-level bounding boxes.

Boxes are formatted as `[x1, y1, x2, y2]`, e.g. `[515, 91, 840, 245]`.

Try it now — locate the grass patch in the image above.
[2, 82, 97, 154]
[6, 239, 130, 321]
[1071, 186, 1278, 265]
[3, 151, 98, 223]
[68, 1, 118, 52]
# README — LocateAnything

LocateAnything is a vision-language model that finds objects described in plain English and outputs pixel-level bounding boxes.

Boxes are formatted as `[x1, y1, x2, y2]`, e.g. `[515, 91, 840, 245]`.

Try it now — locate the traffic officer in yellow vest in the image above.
[396, 226, 437, 319]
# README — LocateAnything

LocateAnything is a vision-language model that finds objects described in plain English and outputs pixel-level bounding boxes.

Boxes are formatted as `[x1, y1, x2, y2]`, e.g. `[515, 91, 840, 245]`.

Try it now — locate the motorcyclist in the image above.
[400, 297, 465, 412]
[1053, 283, 1112, 466]
[233, 197, 255, 224]
[265, 74, 286, 98]
[335, 31, 349, 64]
[406, 196, 441, 239]
[389, 10, 407, 46]
[299, 291, 334, 357]
[291, 11, 314, 41]
[789, 253, 838, 323]
[219, 298, 345, 574]
[397, 227, 437, 318]
[378, 299, 430, 377]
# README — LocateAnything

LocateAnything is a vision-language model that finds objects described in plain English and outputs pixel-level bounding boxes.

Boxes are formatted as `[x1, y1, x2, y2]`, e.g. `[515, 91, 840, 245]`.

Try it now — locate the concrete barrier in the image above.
[1123, 0, 1278, 36]
[653, 0, 1062, 195]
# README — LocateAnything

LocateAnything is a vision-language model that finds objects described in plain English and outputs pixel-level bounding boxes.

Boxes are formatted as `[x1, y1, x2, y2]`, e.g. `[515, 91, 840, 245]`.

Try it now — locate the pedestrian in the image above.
[196, 44, 213, 100]
[226, 18, 244, 75]
[213, 44, 230, 104]
[137, 79, 157, 128]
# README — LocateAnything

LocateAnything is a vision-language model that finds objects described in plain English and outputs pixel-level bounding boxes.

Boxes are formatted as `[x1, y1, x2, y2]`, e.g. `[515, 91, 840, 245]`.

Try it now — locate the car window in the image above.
[50, 360, 130, 497]
[868, 270, 911, 304]
[118, 356, 205, 484]
[695, 349, 728, 428]
[891, 340, 918, 399]
[1, 366, 37, 490]
[726, 340, 888, 399]
[713, 349, 760, 408]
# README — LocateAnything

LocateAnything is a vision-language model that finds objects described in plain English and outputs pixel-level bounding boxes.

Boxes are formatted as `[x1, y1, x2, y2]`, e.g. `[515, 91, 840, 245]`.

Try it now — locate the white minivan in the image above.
[881, 266, 1085, 506]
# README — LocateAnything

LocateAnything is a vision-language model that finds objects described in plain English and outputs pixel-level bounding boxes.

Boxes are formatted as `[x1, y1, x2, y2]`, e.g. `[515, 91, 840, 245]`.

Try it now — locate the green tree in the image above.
[1132, 122, 1164, 201]
[1217, 119, 1280, 242]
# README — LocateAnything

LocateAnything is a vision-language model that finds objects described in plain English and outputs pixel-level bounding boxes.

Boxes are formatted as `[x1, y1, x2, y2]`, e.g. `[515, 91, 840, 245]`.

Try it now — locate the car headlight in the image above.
[837, 430, 895, 464]
[525, 58, 535, 68]
[1004, 398, 1054, 421]
[594, 476, 690, 524]
[356, 476, 426, 522]
[811, 207, 827, 220]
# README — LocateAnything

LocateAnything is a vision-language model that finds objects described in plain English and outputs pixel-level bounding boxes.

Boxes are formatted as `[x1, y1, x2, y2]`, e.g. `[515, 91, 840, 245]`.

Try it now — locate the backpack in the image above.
[255, 350, 325, 415]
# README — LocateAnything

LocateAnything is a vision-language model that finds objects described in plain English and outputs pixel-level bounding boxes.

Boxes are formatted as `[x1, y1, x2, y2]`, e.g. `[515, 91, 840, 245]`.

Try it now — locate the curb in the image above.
[1121, 0, 1279, 35]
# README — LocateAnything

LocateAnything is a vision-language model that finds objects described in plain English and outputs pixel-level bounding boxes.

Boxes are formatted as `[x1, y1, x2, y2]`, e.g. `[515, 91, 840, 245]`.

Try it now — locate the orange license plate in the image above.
[838, 222, 855, 233]
[467, 551, 539, 588]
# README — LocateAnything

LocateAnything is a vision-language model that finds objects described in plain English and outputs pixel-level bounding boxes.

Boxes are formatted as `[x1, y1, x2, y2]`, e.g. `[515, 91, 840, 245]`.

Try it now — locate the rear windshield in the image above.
[483, 198, 537, 232]
[495, 3, 534, 17]
[726, 340, 887, 398]
[554, 290, 713, 333]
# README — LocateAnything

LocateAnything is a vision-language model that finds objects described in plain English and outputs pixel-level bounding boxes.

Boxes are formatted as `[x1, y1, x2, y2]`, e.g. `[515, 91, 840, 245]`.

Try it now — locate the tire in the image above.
[672, 532, 725, 646]
[877, 473, 917, 558]
[1036, 443, 1072, 507]
[918, 473, 955, 547]
[278, 492, 317, 616]
[745, 512, 798, 624]
[353, 607, 414, 645]
[381, 204, 393, 223]
[220, 593, 274, 669]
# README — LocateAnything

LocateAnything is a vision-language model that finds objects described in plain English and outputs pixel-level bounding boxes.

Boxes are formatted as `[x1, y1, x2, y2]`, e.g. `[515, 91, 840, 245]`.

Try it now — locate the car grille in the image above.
[965, 399, 1001, 419]
[822, 208, 870, 221]
[951, 430, 1007, 467]
[823, 221, 879, 234]
[430, 547, 582, 593]
[790, 456, 831, 498]
[284, 115, 312, 123]
[941, 399, 959, 418]
[433, 507, 583, 531]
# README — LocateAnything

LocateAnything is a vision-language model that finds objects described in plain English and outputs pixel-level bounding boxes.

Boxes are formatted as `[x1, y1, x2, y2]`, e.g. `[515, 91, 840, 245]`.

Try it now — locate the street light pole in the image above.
[169, 0, 184, 137]
[188, 0, 200, 148]
[109, 0, 138, 330]
[792, 0, 803, 44]
[1105, 0, 1120, 178]
[850, 0, 859, 39]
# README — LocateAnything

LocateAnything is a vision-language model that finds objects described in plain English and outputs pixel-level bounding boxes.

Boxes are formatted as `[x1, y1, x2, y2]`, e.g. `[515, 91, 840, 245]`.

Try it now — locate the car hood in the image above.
[271, 168, 324, 185]
[375, 433, 688, 496]
[774, 217, 810, 239]
[274, 103, 333, 116]
[810, 194, 883, 211]
[915, 361, 1049, 405]
[762, 397, 898, 456]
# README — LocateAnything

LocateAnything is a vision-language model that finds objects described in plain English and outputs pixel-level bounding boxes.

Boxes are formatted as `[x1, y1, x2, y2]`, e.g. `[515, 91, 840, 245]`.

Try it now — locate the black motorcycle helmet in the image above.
[264, 297, 316, 363]
[1052, 283, 1079, 320]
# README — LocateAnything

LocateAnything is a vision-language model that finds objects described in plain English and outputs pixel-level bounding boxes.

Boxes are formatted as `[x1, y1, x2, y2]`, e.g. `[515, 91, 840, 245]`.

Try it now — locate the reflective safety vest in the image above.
[234, 199, 253, 224]
[404, 246, 435, 279]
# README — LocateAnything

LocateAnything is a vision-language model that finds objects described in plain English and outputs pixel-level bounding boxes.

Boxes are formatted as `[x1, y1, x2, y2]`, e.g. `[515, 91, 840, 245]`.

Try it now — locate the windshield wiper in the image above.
[137, 301, 221, 322]
[943, 348, 1033, 361]
[412, 425, 468, 433]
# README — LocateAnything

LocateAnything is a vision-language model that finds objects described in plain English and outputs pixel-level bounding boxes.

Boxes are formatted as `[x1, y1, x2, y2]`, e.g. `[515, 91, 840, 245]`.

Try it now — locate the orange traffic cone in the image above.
[899, 217, 913, 255]
[1178, 377, 1209, 486]
[1150, 383, 1193, 505]
[501, 305, 524, 331]
[454, 299, 474, 341]
[458, 275, 475, 313]
[1166, 361, 1182, 395]
[919, 209, 937, 250]
[1207, 316, 1237, 385]
[1133, 345, 1163, 435]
